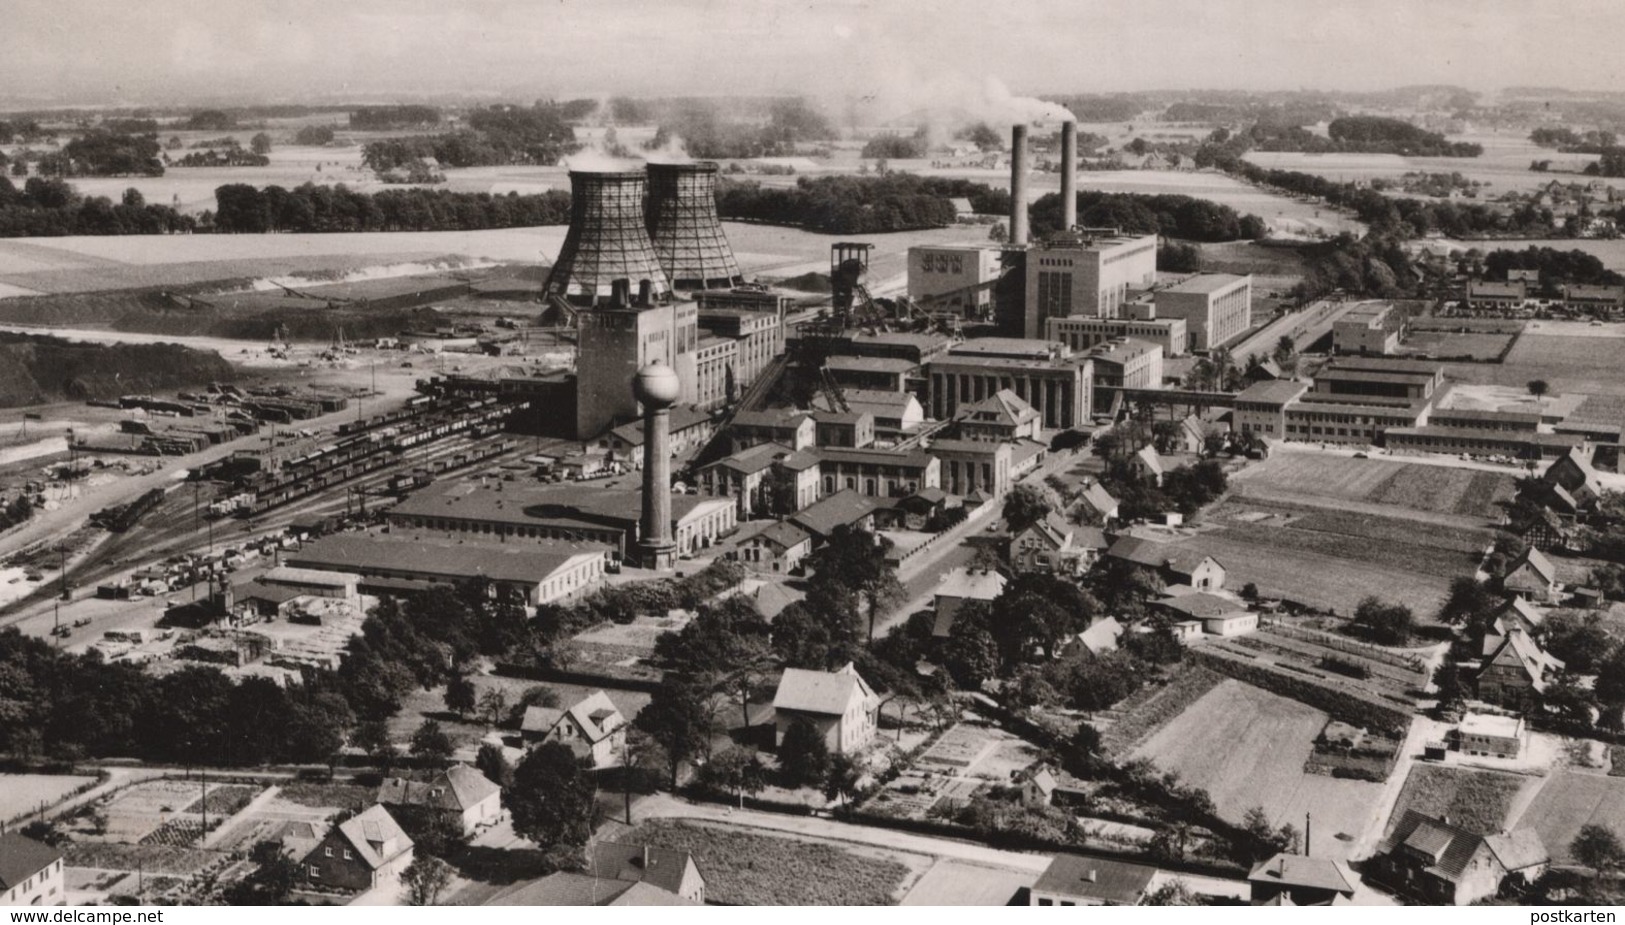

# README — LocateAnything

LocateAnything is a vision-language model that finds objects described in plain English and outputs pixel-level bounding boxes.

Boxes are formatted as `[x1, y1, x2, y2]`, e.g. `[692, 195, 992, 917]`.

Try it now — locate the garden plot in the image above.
[1132, 679, 1385, 861]
[1387, 763, 1538, 837]
[630, 818, 927, 905]
[1512, 770, 1625, 866]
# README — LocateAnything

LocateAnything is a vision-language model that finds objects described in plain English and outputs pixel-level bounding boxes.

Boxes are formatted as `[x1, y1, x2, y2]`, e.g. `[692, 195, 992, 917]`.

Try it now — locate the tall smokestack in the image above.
[1010, 124, 1029, 246]
[1061, 121, 1077, 231]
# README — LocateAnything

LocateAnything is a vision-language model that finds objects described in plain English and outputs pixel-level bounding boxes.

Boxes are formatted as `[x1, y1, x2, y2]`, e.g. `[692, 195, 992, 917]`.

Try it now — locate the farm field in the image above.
[1398, 330, 1515, 361]
[1131, 679, 1384, 860]
[1442, 330, 1625, 403]
[0, 773, 98, 821]
[0, 221, 986, 301]
[1241, 130, 1588, 197]
[631, 818, 927, 905]
[1387, 763, 1538, 837]
[1097, 666, 1226, 757]
[1169, 496, 1491, 615]
[900, 860, 1032, 906]
[1512, 770, 1625, 866]
[1228, 452, 1515, 524]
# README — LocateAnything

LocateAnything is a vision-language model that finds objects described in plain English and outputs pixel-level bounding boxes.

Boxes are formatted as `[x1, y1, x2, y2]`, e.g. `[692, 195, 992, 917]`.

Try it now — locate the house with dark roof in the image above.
[790, 490, 877, 541]
[732, 520, 814, 574]
[376, 765, 502, 836]
[1247, 853, 1355, 906]
[1105, 536, 1225, 591]
[1028, 855, 1157, 906]
[1370, 811, 1547, 905]
[522, 690, 628, 768]
[487, 842, 705, 906]
[0, 833, 64, 907]
[1477, 629, 1565, 709]
[772, 663, 879, 755]
[1503, 547, 1559, 602]
[1009, 512, 1106, 576]
[953, 389, 1042, 443]
[300, 804, 414, 893]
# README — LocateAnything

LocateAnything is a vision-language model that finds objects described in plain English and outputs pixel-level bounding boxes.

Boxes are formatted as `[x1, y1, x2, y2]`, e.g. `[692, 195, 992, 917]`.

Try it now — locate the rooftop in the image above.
[1161, 273, 1249, 295]
[1031, 855, 1157, 904]
[0, 834, 62, 891]
[390, 480, 715, 531]
[1460, 712, 1523, 739]
[287, 532, 604, 585]
[936, 567, 1007, 601]
[773, 664, 876, 716]
[790, 489, 877, 537]
[823, 356, 918, 373]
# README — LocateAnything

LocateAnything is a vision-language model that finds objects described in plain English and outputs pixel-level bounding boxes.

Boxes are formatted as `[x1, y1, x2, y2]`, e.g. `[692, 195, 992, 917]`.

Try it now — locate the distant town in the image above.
[6, 26, 1625, 910]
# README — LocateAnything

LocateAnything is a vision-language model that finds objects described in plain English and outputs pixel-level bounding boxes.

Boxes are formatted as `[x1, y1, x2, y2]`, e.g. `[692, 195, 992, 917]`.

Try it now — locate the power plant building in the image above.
[1155, 274, 1253, 351]
[1081, 339, 1165, 412]
[1046, 315, 1189, 358]
[575, 300, 699, 440]
[926, 353, 1093, 431]
[1023, 230, 1158, 338]
[907, 244, 1001, 317]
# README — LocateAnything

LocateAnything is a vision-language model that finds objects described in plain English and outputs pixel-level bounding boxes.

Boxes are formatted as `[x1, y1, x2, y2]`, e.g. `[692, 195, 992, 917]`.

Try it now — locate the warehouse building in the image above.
[286, 533, 610, 606]
[1154, 274, 1253, 351]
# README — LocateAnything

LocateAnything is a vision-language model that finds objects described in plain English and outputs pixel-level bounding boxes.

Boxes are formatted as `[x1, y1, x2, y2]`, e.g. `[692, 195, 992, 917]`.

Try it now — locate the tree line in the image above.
[209, 182, 571, 233]
[1029, 189, 1266, 242]
[0, 177, 192, 237]
[1244, 115, 1482, 157]
[37, 132, 164, 177]
[715, 173, 1002, 234]
[360, 104, 579, 173]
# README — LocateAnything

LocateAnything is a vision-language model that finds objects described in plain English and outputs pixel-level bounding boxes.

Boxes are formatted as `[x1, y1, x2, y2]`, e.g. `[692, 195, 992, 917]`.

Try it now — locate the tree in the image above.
[1439, 576, 1497, 627]
[1573, 824, 1625, 879]
[804, 526, 904, 641]
[635, 675, 720, 788]
[506, 742, 600, 851]
[1352, 596, 1414, 646]
[410, 719, 454, 765]
[477, 688, 509, 727]
[443, 674, 477, 719]
[942, 608, 1000, 689]
[475, 742, 513, 790]
[1060, 722, 1104, 778]
[1004, 483, 1054, 533]
[353, 718, 398, 773]
[1143, 882, 1199, 905]
[700, 746, 766, 808]
[224, 840, 300, 905]
[1432, 661, 1466, 709]
[250, 132, 273, 156]
[823, 752, 864, 804]
[400, 854, 455, 906]
[1528, 379, 1550, 405]
[777, 719, 831, 788]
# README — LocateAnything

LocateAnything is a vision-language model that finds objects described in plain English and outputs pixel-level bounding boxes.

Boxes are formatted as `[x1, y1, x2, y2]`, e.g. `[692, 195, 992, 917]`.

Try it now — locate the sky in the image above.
[2, 0, 1623, 107]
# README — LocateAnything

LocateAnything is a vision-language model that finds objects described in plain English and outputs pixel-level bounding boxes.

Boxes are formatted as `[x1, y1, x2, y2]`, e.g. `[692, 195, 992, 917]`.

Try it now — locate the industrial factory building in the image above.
[575, 298, 700, 440]
[386, 480, 737, 560]
[907, 244, 1002, 317]
[285, 533, 610, 607]
[1046, 314, 1188, 358]
[1022, 230, 1159, 337]
[1155, 273, 1254, 351]
[1081, 338, 1165, 412]
[926, 352, 1092, 431]
[1333, 302, 1401, 355]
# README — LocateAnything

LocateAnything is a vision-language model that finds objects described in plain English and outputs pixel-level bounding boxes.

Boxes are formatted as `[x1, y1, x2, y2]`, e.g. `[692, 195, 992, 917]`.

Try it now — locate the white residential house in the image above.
[772, 663, 880, 755]
[522, 690, 629, 769]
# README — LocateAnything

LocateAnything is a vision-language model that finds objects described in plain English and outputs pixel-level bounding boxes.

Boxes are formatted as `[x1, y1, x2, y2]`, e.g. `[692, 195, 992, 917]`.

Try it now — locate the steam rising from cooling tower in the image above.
[645, 161, 744, 291]
[545, 170, 672, 306]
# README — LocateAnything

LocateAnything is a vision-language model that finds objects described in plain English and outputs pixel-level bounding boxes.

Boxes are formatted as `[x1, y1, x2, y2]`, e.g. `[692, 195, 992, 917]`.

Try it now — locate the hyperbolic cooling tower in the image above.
[645, 161, 744, 291]
[545, 170, 672, 305]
